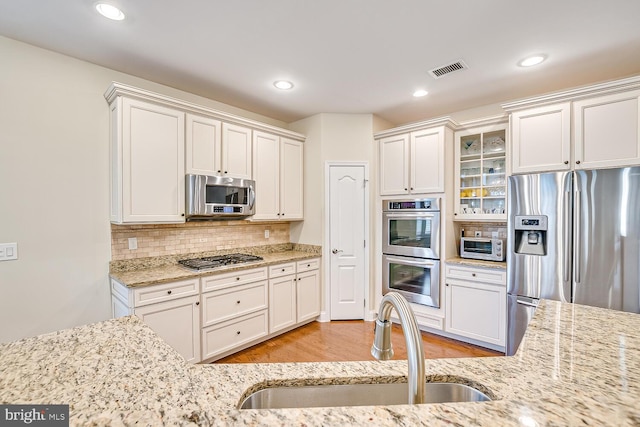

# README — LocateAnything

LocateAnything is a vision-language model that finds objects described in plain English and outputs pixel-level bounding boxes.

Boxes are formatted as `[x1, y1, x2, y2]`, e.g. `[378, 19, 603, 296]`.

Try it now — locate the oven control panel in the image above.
[384, 198, 440, 211]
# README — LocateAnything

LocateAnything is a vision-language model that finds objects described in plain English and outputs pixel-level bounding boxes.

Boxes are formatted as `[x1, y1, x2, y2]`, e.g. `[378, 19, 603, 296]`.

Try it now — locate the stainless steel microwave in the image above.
[460, 237, 505, 261]
[185, 174, 255, 220]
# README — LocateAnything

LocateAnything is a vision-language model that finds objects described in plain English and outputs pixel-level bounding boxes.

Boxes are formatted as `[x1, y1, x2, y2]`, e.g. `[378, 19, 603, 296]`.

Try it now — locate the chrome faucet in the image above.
[371, 292, 425, 404]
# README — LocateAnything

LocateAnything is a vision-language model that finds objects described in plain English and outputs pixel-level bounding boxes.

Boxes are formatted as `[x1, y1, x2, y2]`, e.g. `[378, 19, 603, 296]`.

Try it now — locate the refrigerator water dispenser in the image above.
[514, 215, 548, 256]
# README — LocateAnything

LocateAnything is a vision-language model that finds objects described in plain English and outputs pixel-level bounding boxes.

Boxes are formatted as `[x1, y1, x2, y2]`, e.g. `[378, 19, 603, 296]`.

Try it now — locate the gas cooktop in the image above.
[178, 253, 263, 271]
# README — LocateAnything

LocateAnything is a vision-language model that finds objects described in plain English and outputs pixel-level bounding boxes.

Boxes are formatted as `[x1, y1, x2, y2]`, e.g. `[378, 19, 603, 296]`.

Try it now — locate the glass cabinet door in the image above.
[456, 125, 507, 220]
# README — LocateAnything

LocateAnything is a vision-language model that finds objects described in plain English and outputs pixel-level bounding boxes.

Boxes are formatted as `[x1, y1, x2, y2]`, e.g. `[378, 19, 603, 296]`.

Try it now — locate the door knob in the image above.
[332, 249, 343, 254]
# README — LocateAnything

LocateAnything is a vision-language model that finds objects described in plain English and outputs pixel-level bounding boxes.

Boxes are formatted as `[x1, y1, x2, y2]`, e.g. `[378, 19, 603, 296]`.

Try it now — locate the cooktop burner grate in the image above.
[178, 253, 263, 271]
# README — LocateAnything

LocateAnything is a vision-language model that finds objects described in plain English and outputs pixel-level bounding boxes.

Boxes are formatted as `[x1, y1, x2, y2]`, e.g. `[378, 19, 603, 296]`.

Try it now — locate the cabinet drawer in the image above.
[296, 258, 320, 273]
[133, 278, 199, 307]
[269, 262, 296, 278]
[201, 310, 268, 360]
[446, 265, 506, 285]
[201, 280, 268, 326]
[201, 267, 268, 292]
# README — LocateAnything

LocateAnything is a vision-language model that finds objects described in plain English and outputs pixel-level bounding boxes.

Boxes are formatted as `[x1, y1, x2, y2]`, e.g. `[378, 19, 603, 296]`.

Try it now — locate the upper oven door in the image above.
[382, 211, 440, 259]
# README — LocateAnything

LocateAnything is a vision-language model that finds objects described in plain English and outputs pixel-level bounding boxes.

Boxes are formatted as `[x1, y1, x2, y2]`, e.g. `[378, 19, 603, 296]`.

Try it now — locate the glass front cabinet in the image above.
[454, 123, 508, 221]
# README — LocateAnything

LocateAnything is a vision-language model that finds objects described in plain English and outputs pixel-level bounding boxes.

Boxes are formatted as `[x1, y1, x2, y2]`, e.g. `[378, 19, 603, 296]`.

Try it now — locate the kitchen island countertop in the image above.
[1, 300, 639, 426]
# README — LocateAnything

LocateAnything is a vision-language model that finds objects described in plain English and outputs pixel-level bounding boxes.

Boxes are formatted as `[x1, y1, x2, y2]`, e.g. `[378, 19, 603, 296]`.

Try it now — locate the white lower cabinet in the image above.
[110, 278, 201, 363]
[111, 257, 322, 363]
[444, 264, 506, 350]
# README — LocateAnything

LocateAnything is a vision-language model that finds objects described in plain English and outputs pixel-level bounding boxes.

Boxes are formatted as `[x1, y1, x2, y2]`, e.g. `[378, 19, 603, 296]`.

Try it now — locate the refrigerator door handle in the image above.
[563, 190, 571, 283]
[516, 296, 539, 308]
[574, 190, 581, 284]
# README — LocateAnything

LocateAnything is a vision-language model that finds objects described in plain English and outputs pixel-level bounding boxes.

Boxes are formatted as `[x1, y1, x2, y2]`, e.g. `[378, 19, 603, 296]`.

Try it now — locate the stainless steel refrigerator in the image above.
[506, 167, 640, 355]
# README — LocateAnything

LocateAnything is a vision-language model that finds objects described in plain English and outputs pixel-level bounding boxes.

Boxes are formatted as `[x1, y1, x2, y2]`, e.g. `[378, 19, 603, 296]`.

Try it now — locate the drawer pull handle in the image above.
[236, 331, 241, 335]
[167, 290, 172, 295]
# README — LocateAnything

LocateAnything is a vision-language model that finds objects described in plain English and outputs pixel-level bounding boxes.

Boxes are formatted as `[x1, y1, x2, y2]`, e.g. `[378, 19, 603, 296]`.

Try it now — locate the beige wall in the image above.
[0, 36, 286, 343]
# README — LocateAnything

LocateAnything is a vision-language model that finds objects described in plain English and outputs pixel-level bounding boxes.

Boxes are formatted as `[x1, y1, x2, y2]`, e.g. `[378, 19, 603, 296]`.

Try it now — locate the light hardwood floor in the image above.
[214, 320, 502, 364]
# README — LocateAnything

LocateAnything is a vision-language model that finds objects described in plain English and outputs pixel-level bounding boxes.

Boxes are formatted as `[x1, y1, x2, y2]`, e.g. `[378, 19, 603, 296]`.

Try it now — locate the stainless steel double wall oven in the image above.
[382, 199, 441, 308]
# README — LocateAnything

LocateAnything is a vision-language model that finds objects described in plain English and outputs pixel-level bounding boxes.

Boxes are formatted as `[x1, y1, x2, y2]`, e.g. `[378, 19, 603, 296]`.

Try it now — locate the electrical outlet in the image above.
[264, 229, 270, 239]
[0, 243, 18, 261]
[128, 237, 137, 250]
[474, 231, 482, 237]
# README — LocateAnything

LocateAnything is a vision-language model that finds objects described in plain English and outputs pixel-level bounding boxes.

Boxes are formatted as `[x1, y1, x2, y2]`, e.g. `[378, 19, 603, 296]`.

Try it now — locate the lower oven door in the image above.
[382, 254, 440, 308]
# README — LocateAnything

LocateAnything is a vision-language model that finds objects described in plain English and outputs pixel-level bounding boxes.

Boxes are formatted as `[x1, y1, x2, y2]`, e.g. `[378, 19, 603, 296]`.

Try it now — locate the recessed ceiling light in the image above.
[274, 80, 294, 90]
[413, 89, 429, 97]
[96, 3, 125, 21]
[518, 55, 547, 67]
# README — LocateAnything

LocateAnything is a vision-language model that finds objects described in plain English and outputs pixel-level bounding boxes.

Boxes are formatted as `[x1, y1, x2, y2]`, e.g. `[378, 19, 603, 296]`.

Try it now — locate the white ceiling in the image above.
[1, 0, 640, 125]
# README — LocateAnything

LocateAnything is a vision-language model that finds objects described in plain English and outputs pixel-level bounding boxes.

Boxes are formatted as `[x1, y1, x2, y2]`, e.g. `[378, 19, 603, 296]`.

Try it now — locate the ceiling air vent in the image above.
[429, 60, 468, 79]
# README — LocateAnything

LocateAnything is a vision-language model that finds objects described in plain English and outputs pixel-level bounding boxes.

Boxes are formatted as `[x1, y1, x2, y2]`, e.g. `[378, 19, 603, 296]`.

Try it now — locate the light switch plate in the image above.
[128, 237, 138, 250]
[0, 243, 18, 261]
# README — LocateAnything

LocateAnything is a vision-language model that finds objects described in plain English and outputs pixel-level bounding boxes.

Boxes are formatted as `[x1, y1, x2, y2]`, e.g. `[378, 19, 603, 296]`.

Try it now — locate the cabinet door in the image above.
[280, 138, 304, 220]
[222, 123, 252, 179]
[296, 269, 320, 323]
[252, 131, 280, 220]
[134, 295, 201, 363]
[379, 134, 409, 195]
[269, 275, 296, 333]
[510, 102, 571, 174]
[574, 90, 640, 170]
[121, 98, 185, 222]
[445, 279, 506, 347]
[185, 114, 221, 176]
[411, 128, 444, 193]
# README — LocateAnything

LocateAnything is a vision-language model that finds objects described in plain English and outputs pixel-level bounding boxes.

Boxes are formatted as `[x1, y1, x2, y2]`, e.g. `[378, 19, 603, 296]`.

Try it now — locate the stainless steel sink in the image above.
[239, 381, 491, 409]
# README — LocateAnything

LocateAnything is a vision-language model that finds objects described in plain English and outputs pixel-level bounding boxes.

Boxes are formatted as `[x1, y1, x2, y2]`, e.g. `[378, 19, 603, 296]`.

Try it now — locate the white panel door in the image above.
[222, 123, 252, 179]
[329, 165, 366, 319]
[185, 114, 221, 176]
[252, 131, 280, 220]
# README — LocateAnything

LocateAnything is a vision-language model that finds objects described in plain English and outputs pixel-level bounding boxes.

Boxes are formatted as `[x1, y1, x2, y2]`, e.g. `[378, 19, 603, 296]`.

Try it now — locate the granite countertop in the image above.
[1, 300, 639, 426]
[110, 250, 321, 288]
[446, 256, 507, 270]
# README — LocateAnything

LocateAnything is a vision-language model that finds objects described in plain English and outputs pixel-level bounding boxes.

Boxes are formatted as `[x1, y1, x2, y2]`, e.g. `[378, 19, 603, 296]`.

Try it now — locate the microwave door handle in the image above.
[385, 256, 436, 268]
[249, 187, 256, 210]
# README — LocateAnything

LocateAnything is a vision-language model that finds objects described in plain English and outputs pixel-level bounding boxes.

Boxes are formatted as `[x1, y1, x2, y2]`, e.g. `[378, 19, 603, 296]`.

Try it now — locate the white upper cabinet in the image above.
[252, 131, 303, 221]
[105, 83, 305, 224]
[504, 76, 640, 174]
[378, 123, 451, 196]
[379, 134, 409, 195]
[185, 114, 222, 176]
[574, 89, 640, 170]
[110, 97, 186, 223]
[221, 123, 252, 179]
[510, 103, 571, 174]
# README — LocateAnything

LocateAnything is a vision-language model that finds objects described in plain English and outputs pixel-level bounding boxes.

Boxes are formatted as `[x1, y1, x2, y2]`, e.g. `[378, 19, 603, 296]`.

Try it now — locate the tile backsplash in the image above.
[111, 221, 290, 261]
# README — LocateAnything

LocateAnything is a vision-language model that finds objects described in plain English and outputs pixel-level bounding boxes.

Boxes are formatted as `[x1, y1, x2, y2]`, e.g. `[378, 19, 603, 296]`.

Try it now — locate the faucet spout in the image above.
[371, 292, 425, 404]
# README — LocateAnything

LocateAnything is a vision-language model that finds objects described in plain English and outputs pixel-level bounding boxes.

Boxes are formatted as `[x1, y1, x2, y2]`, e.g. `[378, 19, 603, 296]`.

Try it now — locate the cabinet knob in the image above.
[236, 277, 240, 281]
[282, 268, 285, 272]
[472, 273, 476, 277]
[224, 171, 228, 174]
[217, 170, 221, 173]
[446, 283, 449, 287]
[236, 331, 241, 335]
[282, 213, 285, 216]
[307, 264, 311, 267]
[195, 301, 200, 306]
[236, 300, 241, 304]
[167, 290, 172, 295]
[410, 187, 414, 190]
[454, 212, 458, 216]
[404, 188, 408, 191]
[564, 161, 569, 165]
[576, 160, 581, 165]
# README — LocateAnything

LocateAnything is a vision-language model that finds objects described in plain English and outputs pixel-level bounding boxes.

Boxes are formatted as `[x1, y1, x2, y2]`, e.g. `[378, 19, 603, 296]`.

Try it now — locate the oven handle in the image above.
[384, 212, 438, 219]
[384, 256, 438, 268]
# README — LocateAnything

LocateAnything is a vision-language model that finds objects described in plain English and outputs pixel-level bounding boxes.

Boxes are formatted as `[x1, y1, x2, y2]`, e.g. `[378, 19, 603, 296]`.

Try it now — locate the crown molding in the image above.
[104, 82, 306, 141]
[501, 75, 640, 112]
[374, 116, 460, 139]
